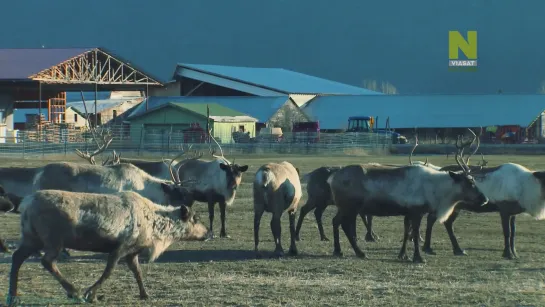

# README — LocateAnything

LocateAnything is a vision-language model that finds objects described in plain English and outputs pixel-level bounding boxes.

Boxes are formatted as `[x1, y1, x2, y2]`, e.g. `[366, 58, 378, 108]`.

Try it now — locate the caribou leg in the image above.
[332, 211, 343, 257]
[270, 214, 284, 257]
[341, 210, 367, 259]
[207, 201, 215, 239]
[361, 214, 379, 242]
[443, 210, 467, 256]
[8, 244, 41, 306]
[410, 213, 426, 263]
[218, 201, 230, 238]
[509, 215, 518, 258]
[41, 245, 82, 300]
[83, 249, 123, 303]
[288, 210, 298, 255]
[125, 252, 149, 300]
[253, 207, 264, 258]
[500, 211, 515, 260]
[422, 213, 437, 255]
[294, 198, 319, 241]
[398, 216, 411, 260]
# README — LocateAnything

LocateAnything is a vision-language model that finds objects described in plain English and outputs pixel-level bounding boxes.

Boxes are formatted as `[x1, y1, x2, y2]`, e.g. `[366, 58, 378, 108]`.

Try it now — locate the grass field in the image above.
[1, 153, 545, 306]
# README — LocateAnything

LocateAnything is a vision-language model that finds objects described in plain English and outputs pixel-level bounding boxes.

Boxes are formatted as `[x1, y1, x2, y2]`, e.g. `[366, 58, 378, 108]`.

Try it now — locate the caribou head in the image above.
[208, 127, 248, 190]
[161, 145, 201, 206]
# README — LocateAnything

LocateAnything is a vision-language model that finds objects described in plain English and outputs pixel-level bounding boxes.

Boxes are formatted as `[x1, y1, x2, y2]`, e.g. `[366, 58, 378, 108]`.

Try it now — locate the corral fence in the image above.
[0, 125, 393, 158]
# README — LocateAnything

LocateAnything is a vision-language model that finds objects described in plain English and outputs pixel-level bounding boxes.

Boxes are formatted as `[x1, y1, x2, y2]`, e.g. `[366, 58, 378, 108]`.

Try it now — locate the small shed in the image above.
[128, 102, 258, 144]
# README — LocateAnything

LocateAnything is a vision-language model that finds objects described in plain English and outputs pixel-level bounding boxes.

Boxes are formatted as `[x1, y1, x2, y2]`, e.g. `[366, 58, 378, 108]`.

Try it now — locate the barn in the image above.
[127, 95, 309, 132]
[303, 94, 545, 143]
[127, 102, 258, 146]
[149, 63, 382, 107]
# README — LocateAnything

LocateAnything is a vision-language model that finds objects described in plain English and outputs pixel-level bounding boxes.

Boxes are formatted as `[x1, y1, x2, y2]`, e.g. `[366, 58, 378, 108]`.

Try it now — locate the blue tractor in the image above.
[346, 116, 408, 144]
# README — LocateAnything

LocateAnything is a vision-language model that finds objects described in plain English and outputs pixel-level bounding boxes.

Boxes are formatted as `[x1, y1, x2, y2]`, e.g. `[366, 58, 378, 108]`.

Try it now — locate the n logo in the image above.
[448, 31, 477, 69]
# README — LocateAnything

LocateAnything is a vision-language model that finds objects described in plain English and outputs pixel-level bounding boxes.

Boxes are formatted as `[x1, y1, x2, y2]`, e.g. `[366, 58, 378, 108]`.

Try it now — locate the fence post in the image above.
[64, 134, 68, 156]
[138, 125, 145, 156]
[167, 125, 173, 156]
[41, 129, 45, 158]
[22, 132, 25, 159]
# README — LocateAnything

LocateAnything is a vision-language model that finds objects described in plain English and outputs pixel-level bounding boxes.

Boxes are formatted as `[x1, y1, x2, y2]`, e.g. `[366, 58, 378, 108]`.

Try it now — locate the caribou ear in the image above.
[238, 165, 249, 172]
[533, 172, 545, 182]
[180, 205, 190, 221]
[295, 168, 300, 176]
[0, 186, 5, 195]
[448, 171, 462, 183]
[219, 163, 229, 171]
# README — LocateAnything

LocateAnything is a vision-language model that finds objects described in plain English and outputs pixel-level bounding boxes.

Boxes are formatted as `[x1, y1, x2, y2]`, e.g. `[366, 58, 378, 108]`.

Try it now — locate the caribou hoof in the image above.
[219, 233, 231, 239]
[320, 236, 330, 242]
[140, 292, 150, 300]
[6, 295, 21, 307]
[84, 288, 97, 303]
[412, 256, 426, 264]
[502, 250, 515, 260]
[398, 253, 409, 261]
[273, 249, 285, 258]
[288, 248, 298, 256]
[453, 249, 468, 256]
[355, 252, 368, 259]
[332, 250, 343, 257]
[365, 233, 379, 242]
[423, 247, 436, 255]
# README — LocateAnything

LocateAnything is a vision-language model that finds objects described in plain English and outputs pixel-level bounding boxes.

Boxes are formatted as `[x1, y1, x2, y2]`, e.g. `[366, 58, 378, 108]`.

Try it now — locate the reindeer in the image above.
[423, 132, 545, 259]
[295, 166, 378, 242]
[175, 126, 248, 239]
[6, 190, 209, 306]
[253, 161, 302, 258]
[34, 149, 199, 207]
[327, 145, 488, 263]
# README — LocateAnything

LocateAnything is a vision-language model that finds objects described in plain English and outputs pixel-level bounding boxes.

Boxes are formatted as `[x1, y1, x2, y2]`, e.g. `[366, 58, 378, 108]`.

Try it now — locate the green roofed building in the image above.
[128, 102, 258, 145]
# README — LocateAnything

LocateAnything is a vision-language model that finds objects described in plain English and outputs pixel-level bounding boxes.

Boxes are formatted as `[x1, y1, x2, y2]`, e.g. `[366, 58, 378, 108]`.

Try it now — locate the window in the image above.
[74, 114, 78, 122]
[239, 125, 245, 132]
[113, 110, 117, 120]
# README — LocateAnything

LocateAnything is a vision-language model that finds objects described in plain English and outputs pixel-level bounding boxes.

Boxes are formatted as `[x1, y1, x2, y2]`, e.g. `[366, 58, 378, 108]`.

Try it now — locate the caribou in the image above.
[0, 185, 18, 253]
[253, 161, 302, 258]
[327, 142, 488, 263]
[175, 131, 248, 239]
[6, 190, 209, 306]
[422, 131, 545, 259]
[296, 166, 378, 242]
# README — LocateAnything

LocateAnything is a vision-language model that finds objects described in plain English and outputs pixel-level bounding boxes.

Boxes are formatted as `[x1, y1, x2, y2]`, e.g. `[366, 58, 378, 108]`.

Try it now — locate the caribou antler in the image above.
[409, 135, 419, 165]
[74, 91, 114, 165]
[75, 132, 113, 165]
[454, 128, 477, 174]
[464, 127, 482, 165]
[163, 144, 203, 185]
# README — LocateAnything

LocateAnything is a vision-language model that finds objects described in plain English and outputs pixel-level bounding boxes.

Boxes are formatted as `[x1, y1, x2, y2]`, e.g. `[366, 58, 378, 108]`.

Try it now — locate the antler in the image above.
[464, 127, 482, 165]
[454, 128, 477, 174]
[409, 134, 418, 165]
[164, 144, 203, 184]
[75, 131, 113, 165]
[74, 91, 114, 165]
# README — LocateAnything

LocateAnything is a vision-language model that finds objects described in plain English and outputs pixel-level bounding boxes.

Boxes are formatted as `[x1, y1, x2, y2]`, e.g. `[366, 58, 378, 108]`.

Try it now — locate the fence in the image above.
[0, 125, 393, 158]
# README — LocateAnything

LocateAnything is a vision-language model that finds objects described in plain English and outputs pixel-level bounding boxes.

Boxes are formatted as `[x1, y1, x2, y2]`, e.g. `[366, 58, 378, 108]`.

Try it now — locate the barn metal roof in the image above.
[303, 94, 545, 129]
[127, 96, 292, 122]
[67, 98, 143, 115]
[0, 48, 94, 80]
[174, 63, 382, 96]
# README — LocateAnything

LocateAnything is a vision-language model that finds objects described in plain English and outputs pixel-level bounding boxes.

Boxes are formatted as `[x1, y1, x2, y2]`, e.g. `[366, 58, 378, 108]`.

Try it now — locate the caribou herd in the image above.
[3, 124, 545, 305]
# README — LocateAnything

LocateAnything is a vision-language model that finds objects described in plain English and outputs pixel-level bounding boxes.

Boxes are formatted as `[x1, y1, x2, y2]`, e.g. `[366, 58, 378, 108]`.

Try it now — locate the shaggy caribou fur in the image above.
[327, 163, 489, 263]
[296, 166, 378, 242]
[7, 190, 209, 306]
[33, 161, 191, 206]
[253, 161, 302, 257]
[423, 162, 545, 259]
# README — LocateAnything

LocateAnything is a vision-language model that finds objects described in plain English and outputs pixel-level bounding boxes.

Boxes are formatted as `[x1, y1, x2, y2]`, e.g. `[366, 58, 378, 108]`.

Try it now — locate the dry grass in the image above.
[1, 154, 545, 306]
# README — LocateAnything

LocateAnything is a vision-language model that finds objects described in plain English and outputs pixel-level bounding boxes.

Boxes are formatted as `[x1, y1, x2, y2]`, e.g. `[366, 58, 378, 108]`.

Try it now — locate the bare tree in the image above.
[270, 104, 309, 132]
[363, 79, 399, 94]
